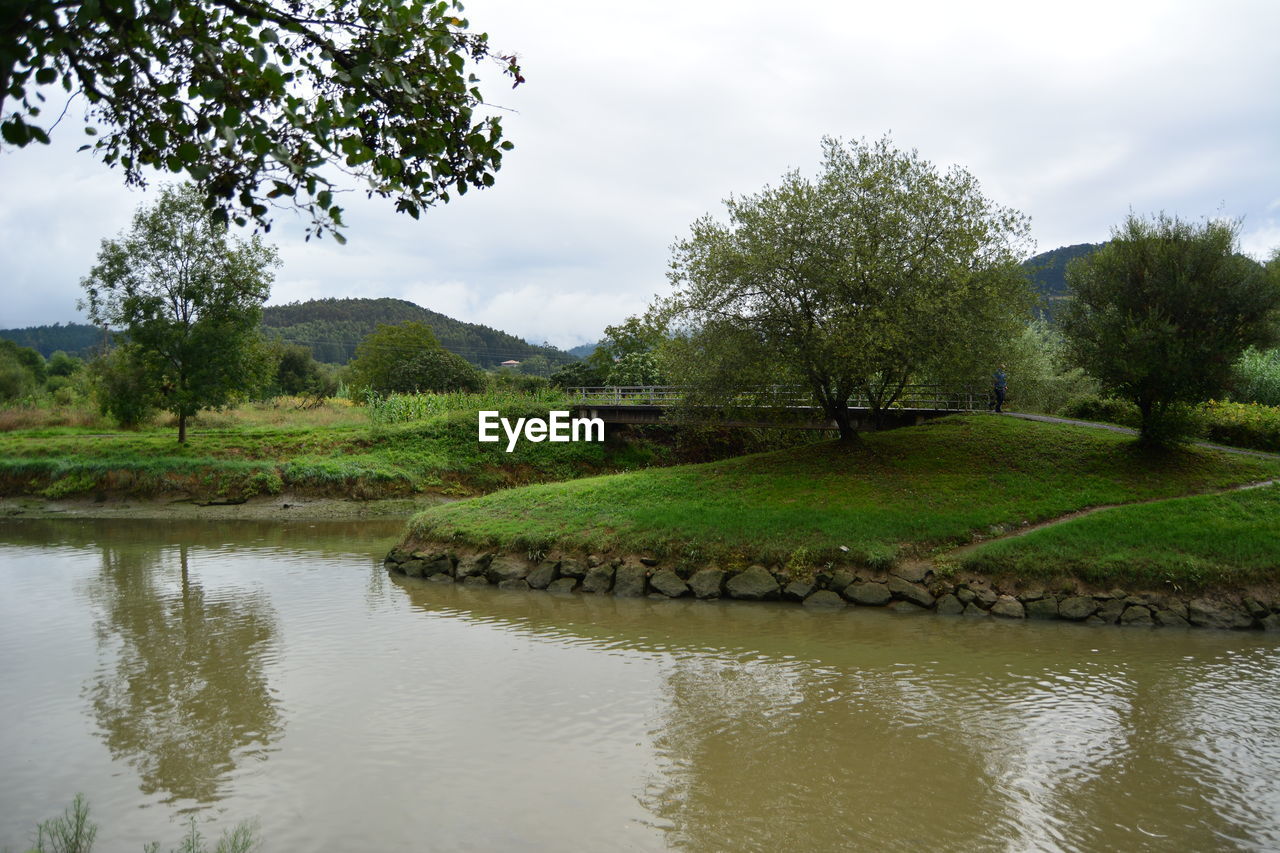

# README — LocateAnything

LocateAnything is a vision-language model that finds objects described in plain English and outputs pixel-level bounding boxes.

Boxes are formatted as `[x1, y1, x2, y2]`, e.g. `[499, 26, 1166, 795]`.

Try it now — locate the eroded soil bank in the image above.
[386, 540, 1280, 631]
[0, 493, 449, 521]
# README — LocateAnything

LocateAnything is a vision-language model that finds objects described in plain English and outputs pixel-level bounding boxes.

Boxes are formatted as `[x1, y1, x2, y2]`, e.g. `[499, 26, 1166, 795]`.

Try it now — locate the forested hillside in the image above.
[0, 323, 110, 358]
[260, 297, 578, 367]
[1022, 242, 1104, 318]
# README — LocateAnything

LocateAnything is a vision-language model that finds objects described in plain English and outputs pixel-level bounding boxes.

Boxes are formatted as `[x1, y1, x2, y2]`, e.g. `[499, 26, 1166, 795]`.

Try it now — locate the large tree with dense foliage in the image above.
[348, 321, 481, 394]
[2, 0, 521, 237]
[81, 183, 279, 441]
[1061, 214, 1280, 445]
[660, 135, 1034, 440]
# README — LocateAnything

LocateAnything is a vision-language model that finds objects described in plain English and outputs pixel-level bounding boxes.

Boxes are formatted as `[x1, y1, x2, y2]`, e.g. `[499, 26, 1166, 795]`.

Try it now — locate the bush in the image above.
[1200, 400, 1280, 452]
[1059, 395, 1140, 427]
[1233, 347, 1280, 407]
[89, 347, 158, 428]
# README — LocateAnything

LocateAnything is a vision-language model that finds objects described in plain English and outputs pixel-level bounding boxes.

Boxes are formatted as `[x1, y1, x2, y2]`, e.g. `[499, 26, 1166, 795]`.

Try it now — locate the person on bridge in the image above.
[992, 366, 1008, 413]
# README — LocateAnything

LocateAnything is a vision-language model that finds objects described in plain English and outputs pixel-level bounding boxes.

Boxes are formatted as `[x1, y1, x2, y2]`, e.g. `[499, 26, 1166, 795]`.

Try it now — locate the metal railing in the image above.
[569, 384, 991, 411]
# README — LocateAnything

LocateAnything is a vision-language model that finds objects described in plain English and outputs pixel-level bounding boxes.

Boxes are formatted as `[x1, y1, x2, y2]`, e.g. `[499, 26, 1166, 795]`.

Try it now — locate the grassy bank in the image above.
[0, 397, 665, 501]
[407, 415, 1280, 581]
[960, 483, 1280, 589]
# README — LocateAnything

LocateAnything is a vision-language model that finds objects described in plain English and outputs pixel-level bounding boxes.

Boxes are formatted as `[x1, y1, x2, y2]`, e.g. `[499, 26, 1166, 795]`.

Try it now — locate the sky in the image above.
[2, 0, 1278, 348]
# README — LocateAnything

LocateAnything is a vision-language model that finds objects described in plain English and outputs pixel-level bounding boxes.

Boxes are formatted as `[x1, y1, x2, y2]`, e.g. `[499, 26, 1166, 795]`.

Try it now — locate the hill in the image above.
[260, 297, 578, 368]
[0, 323, 110, 359]
[1021, 243, 1104, 319]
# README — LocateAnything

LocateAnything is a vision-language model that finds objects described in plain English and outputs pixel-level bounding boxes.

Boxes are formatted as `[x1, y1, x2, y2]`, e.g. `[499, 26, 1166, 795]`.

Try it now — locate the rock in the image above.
[639, 556, 660, 567]
[892, 563, 930, 583]
[783, 579, 815, 601]
[1025, 597, 1060, 620]
[1262, 613, 1280, 632]
[962, 603, 989, 617]
[454, 553, 492, 579]
[487, 555, 533, 585]
[955, 586, 976, 605]
[826, 569, 855, 593]
[972, 587, 998, 609]
[462, 576, 490, 587]
[422, 555, 453, 577]
[426, 573, 454, 584]
[1243, 597, 1270, 619]
[1021, 587, 1047, 602]
[649, 569, 689, 598]
[1058, 596, 1098, 621]
[581, 563, 616, 594]
[526, 561, 558, 590]
[935, 594, 964, 615]
[558, 558, 587, 579]
[990, 596, 1025, 619]
[547, 577, 578, 594]
[846, 582, 892, 607]
[689, 568, 725, 599]
[1085, 615, 1108, 625]
[886, 576, 935, 608]
[400, 559, 426, 578]
[498, 579, 530, 591]
[1097, 598, 1126, 624]
[587, 554, 602, 567]
[613, 563, 648, 597]
[1123, 595, 1151, 608]
[1188, 598, 1254, 630]
[386, 548, 411, 564]
[803, 590, 846, 608]
[726, 565, 780, 601]
[1120, 605, 1154, 626]
[1153, 609, 1190, 627]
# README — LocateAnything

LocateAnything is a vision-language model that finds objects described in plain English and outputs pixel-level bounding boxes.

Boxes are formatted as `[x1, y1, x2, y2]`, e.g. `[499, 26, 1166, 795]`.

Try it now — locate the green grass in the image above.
[408, 415, 1280, 571]
[959, 483, 1280, 589]
[0, 404, 667, 501]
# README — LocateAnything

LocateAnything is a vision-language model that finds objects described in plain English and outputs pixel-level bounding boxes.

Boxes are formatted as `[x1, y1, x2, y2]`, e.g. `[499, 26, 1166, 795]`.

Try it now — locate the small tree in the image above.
[348, 322, 476, 394]
[81, 184, 279, 442]
[662, 135, 1033, 440]
[1061, 214, 1280, 444]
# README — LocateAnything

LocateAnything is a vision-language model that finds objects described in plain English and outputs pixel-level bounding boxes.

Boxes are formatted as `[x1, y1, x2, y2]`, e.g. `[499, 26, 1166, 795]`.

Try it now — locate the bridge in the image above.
[568, 385, 992, 431]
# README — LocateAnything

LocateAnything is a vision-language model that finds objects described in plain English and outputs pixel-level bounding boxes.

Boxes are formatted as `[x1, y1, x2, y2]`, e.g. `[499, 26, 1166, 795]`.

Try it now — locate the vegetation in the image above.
[3, 0, 521, 236]
[407, 415, 1280, 572]
[81, 184, 280, 442]
[261, 297, 577, 368]
[1061, 214, 1280, 445]
[659, 135, 1034, 440]
[24, 793, 256, 853]
[0, 323, 109, 360]
[1021, 242, 1104, 319]
[1233, 347, 1280, 407]
[346, 322, 483, 395]
[961, 484, 1280, 589]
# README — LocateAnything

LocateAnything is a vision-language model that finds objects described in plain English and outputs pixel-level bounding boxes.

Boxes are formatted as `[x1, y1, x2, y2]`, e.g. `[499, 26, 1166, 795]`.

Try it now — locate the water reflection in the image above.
[80, 536, 283, 805]
[388, 573, 1280, 852]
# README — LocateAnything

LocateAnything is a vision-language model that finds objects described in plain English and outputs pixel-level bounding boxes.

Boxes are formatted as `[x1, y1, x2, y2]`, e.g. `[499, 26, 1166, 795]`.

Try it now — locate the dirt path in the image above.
[999, 411, 1280, 461]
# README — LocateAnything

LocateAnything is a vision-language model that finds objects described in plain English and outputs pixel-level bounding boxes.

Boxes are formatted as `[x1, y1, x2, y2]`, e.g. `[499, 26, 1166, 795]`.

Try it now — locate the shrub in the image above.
[1233, 347, 1280, 407]
[1200, 400, 1280, 452]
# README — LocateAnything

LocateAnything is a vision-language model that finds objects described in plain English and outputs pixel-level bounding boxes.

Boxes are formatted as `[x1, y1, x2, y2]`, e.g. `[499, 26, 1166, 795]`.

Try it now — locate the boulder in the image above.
[1153, 609, 1190, 627]
[385, 548, 411, 564]
[846, 582, 892, 607]
[892, 563, 930, 583]
[581, 563, 616, 594]
[990, 596, 1025, 619]
[783, 579, 815, 601]
[422, 555, 453, 577]
[803, 590, 846, 608]
[689, 568, 725, 599]
[886, 575, 935, 608]
[1188, 598, 1254, 630]
[526, 561, 558, 590]
[1120, 605, 1154, 626]
[547, 577, 579, 594]
[1262, 613, 1280, 632]
[935, 593, 964, 616]
[649, 569, 690, 598]
[955, 586, 976, 605]
[558, 557, 588, 579]
[1021, 587, 1047, 602]
[1097, 598, 1126, 624]
[962, 603, 989, 617]
[826, 569, 856, 593]
[400, 559, 426, 578]
[639, 556, 660, 567]
[454, 553, 492, 579]
[972, 587, 998, 609]
[1058, 596, 1098, 621]
[487, 555, 533, 585]
[1025, 597, 1060, 620]
[614, 563, 648, 597]
[1243, 597, 1270, 619]
[726, 565, 780, 601]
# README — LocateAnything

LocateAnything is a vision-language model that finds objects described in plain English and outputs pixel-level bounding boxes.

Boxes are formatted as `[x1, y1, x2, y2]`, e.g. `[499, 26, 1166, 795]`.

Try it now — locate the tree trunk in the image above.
[830, 405, 859, 442]
[178, 412, 187, 444]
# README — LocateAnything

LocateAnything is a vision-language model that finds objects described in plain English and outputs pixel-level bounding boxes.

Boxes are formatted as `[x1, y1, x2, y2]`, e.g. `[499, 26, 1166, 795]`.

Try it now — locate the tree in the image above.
[2, 0, 522, 238]
[347, 321, 476, 394]
[1061, 214, 1280, 444]
[661, 136, 1034, 440]
[81, 183, 279, 441]
[269, 341, 336, 397]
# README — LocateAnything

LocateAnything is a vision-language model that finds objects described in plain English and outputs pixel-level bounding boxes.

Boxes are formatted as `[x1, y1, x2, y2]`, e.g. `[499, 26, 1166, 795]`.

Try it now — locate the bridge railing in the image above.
[569, 385, 991, 411]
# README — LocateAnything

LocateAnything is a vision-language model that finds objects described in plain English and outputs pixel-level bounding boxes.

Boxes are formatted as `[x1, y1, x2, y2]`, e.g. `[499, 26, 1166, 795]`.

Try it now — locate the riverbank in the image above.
[397, 415, 1280, 626]
[0, 492, 440, 521]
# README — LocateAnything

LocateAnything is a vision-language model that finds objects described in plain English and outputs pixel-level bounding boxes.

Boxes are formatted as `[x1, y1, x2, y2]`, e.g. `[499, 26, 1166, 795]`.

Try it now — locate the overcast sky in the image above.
[2, 0, 1278, 348]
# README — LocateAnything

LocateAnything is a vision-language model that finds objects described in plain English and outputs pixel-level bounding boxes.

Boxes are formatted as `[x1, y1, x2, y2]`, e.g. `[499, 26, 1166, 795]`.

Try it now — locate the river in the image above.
[2, 518, 1279, 851]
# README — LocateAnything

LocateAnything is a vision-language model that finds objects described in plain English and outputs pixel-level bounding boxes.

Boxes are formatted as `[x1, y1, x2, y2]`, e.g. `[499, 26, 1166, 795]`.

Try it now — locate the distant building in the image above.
[500, 359, 521, 367]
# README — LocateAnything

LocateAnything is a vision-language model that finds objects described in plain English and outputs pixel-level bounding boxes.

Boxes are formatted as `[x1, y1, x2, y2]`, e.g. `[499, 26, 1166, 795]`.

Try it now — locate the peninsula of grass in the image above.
[959, 483, 1280, 589]
[0, 402, 664, 502]
[407, 415, 1280, 579]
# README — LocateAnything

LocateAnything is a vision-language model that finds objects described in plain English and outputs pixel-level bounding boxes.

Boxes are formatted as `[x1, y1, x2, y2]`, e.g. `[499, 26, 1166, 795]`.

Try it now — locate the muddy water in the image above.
[2, 518, 1279, 851]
